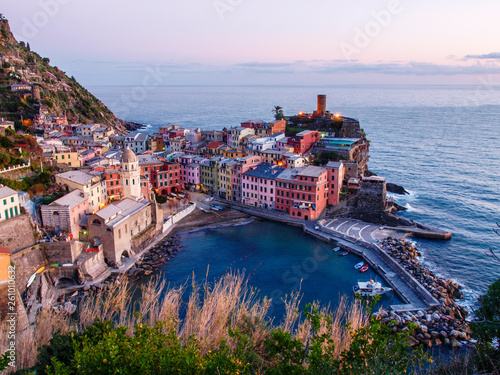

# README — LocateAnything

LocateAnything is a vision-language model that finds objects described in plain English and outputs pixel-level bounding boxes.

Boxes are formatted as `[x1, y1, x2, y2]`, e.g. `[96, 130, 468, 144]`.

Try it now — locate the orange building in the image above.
[0, 247, 11, 283]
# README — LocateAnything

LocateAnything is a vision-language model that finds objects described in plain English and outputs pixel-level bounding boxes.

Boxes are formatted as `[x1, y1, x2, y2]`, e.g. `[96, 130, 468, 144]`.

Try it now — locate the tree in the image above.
[273, 105, 284, 120]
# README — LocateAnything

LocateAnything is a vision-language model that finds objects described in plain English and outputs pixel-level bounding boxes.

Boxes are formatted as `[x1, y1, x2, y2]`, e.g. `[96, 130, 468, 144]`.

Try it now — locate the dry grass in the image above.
[1, 272, 370, 373]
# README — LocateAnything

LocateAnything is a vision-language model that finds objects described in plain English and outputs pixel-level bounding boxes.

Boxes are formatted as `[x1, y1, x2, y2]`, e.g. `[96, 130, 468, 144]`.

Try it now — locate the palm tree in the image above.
[272, 106, 284, 120]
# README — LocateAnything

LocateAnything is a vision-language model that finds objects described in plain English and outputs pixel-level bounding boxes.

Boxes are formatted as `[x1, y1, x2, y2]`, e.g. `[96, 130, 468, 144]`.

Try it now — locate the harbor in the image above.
[212, 197, 450, 313]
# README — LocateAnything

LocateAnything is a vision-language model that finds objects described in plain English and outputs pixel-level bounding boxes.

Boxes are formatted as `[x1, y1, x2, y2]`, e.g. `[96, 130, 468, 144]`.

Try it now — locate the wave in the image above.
[233, 219, 255, 227]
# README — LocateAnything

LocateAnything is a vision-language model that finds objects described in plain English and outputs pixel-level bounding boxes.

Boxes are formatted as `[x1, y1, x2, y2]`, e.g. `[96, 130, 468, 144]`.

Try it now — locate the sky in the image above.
[3, 0, 500, 86]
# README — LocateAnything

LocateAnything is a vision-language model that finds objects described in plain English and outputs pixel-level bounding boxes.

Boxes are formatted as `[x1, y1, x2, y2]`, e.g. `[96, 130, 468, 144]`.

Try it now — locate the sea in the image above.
[89, 84, 500, 312]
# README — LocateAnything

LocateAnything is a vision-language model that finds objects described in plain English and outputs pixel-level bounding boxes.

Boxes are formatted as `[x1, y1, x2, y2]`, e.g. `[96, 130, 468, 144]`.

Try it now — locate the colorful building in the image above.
[287, 130, 321, 155]
[228, 127, 255, 150]
[217, 159, 237, 200]
[325, 161, 345, 206]
[241, 163, 284, 209]
[0, 186, 21, 223]
[56, 170, 107, 214]
[200, 157, 222, 193]
[275, 166, 329, 220]
[231, 155, 262, 202]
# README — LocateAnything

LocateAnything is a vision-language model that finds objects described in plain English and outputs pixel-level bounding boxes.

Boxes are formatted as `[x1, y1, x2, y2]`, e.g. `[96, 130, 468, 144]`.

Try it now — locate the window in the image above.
[10, 197, 14, 203]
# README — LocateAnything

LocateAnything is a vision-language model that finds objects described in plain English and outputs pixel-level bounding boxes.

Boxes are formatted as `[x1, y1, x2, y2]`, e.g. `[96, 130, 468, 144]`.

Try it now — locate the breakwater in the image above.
[377, 238, 471, 347]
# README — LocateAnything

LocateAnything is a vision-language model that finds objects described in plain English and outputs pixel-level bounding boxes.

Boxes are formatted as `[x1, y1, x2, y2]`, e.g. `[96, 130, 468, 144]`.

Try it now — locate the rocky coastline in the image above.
[377, 238, 472, 348]
[127, 233, 183, 280]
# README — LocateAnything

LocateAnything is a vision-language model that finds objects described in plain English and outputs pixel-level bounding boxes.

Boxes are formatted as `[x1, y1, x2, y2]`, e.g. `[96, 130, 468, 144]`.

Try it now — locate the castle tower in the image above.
[313, 95, 327, 117]
[120, 147, 141, 200]
[317, 95, 326, 116]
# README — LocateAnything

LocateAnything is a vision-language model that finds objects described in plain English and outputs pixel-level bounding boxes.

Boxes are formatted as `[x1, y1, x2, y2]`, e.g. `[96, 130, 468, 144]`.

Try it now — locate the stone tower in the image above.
[120, 147, 141, 200]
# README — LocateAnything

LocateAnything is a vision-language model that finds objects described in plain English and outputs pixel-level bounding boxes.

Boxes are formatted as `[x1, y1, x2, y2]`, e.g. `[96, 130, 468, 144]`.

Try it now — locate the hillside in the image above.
[0, 17, 140, 134]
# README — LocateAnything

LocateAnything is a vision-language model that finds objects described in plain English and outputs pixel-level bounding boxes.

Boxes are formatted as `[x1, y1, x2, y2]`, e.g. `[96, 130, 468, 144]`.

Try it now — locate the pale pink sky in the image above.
[3, 0, 500, 86]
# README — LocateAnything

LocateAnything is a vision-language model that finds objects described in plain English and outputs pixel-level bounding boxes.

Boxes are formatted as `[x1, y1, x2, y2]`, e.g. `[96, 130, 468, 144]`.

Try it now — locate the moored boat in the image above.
[354, 261, 364, 269]
[26, 273, 36, 288]
[332, 246, 341, 252]
[353, 280, 391, 296]
[339, 251, 349, 256]
[360, 265, 369, 273]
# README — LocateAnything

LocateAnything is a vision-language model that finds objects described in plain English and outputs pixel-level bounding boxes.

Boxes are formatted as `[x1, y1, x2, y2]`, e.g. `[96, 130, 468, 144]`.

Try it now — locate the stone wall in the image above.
[78, 248, 107, 281]
[350, 179, 386, 213]
[10, 244, 46, 295]
[130, 224, 159, 253]
[0, 214, 36, 251]
[43, 241, 84, 264]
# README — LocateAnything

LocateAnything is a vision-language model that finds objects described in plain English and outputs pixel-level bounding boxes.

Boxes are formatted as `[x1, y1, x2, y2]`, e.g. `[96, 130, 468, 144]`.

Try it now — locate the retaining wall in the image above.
[162, 203, 196, 233]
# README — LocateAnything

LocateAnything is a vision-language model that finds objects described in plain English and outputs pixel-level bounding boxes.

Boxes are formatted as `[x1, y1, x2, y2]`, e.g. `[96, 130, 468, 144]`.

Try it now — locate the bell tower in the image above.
[120, 147, 141, 200]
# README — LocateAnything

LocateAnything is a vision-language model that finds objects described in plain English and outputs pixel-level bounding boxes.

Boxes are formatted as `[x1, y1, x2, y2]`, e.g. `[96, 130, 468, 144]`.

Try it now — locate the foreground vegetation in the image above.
[1, 273, 499, 374]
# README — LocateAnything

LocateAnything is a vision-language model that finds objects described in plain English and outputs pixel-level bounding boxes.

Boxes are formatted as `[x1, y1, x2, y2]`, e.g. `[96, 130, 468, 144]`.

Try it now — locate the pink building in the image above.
[79, 149, 96, 165]
[185, 130, 202, 144]
[183, 163, 201, 186]
[241, 163, 284, 209]
[325, 161, 345, 206]
[231, 155, 262, 202]
[275, 166, 329, 220]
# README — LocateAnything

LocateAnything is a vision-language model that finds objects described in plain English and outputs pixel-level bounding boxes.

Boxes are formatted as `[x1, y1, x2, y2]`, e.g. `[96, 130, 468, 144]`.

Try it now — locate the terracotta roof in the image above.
[0, 247, 11, 255]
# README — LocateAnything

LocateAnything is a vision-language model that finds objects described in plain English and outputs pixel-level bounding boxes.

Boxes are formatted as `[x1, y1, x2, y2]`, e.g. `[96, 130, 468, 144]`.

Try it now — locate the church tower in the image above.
[120, 147, 141, 200]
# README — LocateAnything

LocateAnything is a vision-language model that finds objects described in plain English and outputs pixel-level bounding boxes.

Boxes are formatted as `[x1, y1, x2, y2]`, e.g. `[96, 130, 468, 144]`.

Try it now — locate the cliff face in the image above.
[0, 18, 138, 134]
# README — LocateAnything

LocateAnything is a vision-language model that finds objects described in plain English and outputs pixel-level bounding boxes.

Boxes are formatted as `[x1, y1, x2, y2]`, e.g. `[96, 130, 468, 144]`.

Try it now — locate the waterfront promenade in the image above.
[213, 198, 441, 312]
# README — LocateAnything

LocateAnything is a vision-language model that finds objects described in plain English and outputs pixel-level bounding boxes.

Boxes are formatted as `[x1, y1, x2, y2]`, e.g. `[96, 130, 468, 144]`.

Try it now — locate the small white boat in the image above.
[354, 261, 365, 270]
[353, 280, 392, 297]
[27, 272, 36, 288]
[332, 247, 341, 252]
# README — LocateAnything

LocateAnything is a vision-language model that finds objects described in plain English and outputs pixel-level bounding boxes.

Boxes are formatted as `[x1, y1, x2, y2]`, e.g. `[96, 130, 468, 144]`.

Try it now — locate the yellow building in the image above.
[223, 149, 246, 159]
[217, 159, 236, 200]
[52, 151, 82, 168]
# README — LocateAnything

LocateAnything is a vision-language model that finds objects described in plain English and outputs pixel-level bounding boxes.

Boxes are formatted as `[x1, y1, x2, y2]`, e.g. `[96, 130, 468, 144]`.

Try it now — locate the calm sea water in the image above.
[134, 222, 400, 320]
[90, 85, 500, 309]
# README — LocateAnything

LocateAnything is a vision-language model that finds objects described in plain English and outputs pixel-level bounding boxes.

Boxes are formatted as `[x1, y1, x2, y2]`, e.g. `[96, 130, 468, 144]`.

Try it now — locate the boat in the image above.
[332, 247, 341, 252]
[353, 280, 392, 296]
[354, 262, 364, 269]
[26, 273, 36, 288]
[339, 251, 349, 256]
[36, 266, 46, 274]
[360, 265, 369, 273]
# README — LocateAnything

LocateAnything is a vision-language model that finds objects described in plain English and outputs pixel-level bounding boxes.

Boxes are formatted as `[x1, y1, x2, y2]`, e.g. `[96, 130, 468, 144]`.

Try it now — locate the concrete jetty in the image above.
[381, 226, 452, 240]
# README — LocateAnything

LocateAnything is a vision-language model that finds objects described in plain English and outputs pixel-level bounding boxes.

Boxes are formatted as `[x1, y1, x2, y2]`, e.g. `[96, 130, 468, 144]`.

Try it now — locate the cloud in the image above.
[465, 52, 500, 60]
[232, 60, 500, 76]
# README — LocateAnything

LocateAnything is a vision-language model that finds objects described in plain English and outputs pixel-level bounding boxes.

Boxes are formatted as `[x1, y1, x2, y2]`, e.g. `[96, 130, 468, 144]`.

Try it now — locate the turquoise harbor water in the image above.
[91, 85, 500, 310]
[137, 221, 400, 320]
